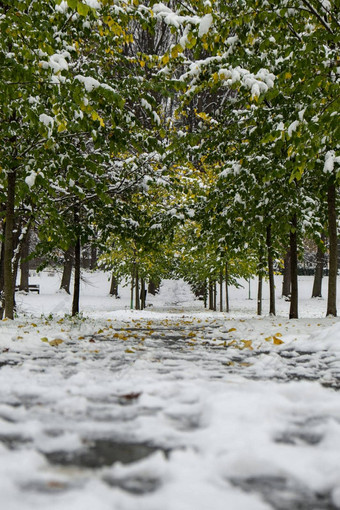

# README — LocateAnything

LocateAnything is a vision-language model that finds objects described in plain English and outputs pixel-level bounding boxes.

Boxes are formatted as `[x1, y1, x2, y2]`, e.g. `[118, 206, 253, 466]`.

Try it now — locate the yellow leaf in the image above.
[170, 44, 182, 59]
[49, 339, 64, 347]
[242, 340, 253, 350]
[31, 323, 37, 327]
[228, 327, 237, 332]
[57, 122, 67, 133]
[275, 332, 282, 337]
[265, 336, 272, 342]
[139, 60, 145, 67]
[162, 53, 169, 65]
[125, 348, 135, 354]
[273, 336, 284, 345]
[285, 72, 292, 79]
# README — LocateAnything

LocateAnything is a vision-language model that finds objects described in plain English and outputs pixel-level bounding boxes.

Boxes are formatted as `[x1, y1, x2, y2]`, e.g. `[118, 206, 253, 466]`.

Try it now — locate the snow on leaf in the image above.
[287, 120, 299, 138]
[39, 114, 54, 138]
[198, 14, 213, 37]
[25, 172, 37, 189]
[75, 75, 115, 93]
[323, 151, 339, 173]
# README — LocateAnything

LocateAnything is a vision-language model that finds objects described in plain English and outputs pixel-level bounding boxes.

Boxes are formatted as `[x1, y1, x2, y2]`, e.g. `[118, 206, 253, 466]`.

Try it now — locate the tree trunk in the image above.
[312, 237, 325, 298]
[19, 229, 30, 292]
[90, 244, 97, 270]
[60, 246, 73, 294]
[225, 262, 230, 312]
[193, 282, 206, 300]
[209, 280, 214, 310]
[148, 279, 159, 295]
[266, 224, 276, 316]
[289, 214, 298, 319]
[135, 265, 140, 310]
[130, 271, 134, 309]
[109, 274, 119, 297]
[72, 236, 81, 316]
[219, 271, 223, 312]
[4, 170, 16, 319]
[282, 249, 291, 298]
[327, 180, 337, 316]
[257, 274, 262, 316]
[140, 278, 146, 309]
[0, 236, 5, 319]
[213, 281, 217, 311]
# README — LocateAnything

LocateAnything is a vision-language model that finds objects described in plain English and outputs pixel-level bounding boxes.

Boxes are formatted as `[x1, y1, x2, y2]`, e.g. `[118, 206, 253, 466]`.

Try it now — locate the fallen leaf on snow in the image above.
[49, 339, 64, 347]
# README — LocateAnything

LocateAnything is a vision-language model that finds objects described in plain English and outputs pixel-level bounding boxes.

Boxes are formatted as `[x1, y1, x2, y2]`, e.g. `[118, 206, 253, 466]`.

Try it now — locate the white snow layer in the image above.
[25, 172, 36, 188]
[84, 0, 101, 9]
[1, 273, 340, 509]
[324, 150, 340, 174]
[39, 113, 54, 137]
[287, 120, 299, 137]
[75, 74, 115, 93]
[198, 13, 213, 37]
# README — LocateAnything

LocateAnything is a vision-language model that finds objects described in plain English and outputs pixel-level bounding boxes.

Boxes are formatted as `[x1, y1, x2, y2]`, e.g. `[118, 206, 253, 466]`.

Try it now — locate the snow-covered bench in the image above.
[15, 284, 40, 294]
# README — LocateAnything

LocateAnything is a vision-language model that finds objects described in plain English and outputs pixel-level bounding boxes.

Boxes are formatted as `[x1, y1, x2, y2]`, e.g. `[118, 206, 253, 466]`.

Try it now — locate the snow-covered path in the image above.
[1, 311, 340, 510]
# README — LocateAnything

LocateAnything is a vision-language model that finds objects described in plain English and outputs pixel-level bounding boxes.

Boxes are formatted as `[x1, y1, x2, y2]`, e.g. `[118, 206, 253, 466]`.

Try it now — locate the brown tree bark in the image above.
[282, 249, 291, 298]
[60, 246, 73, 294]
[90, 244, 97, 270]
[257, 274, 263, 316]
[19, 228, 30, 292]
[219, 271, 223, 312]
[135, 265, 140, 310]
[327, 180, 337, 316]
[130, 272, 135, 309]
[289, 214, 298, 319]
[266, 224, 276, 316]
[71, 236, 81, 316]
[109, 274, 119, 297]
[225, 262, 230, 312]
[4, 170, 16, 319]
[148, 279, 159, 295]
[0, 239, 4, 319]
[140, 277, 146, 309]
[209, 280, 214, 310]
[312, 236, 325, 298]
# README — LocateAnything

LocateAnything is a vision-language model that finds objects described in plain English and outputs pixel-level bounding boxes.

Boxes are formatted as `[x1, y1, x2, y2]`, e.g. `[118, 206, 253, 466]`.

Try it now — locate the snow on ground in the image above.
[1, 271, 340, 509]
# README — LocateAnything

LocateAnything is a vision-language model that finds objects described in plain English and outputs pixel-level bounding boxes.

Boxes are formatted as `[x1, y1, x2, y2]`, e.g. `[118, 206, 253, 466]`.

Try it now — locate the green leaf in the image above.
[77, 1, 90, 16]
[67, 0, 77, 8]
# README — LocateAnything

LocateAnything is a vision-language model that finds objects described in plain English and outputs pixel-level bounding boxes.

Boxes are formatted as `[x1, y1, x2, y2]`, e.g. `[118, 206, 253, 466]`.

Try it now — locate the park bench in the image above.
[15, 284, 40, 294]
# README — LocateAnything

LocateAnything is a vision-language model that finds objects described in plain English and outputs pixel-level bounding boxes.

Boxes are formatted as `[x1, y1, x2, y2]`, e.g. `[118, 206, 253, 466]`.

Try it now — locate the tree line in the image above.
[0, 0, 339, 319]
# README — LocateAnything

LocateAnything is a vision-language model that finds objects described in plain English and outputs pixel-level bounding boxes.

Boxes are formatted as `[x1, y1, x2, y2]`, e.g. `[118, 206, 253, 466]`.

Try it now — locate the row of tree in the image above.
[0, 0, 339, 319]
